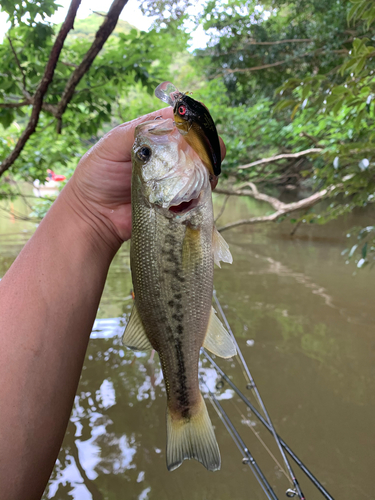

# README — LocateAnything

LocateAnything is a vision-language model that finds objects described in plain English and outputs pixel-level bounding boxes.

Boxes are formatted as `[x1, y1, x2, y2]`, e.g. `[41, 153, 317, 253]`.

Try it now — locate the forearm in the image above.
[0, 181, 120, 499]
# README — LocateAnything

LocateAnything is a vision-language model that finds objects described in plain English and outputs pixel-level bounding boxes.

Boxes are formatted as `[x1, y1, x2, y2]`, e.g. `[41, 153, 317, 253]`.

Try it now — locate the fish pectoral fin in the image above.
[122, 304, 152, 351]
[212, 226, 233, 268]
[166, 394, 221, 472]
[203, 307, 237, 358]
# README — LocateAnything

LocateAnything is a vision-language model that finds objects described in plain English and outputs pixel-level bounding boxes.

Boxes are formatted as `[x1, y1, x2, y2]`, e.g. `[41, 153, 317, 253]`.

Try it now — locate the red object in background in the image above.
[46, 169, 66, 182]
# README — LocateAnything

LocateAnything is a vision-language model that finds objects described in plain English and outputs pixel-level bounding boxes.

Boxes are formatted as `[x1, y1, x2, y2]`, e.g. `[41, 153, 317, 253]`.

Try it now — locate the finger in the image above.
[95, 107, 174, 162]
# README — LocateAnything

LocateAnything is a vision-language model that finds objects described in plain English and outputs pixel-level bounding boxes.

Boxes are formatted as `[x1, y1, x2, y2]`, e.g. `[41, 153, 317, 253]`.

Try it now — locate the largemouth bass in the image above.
[123, 118, 236, 472]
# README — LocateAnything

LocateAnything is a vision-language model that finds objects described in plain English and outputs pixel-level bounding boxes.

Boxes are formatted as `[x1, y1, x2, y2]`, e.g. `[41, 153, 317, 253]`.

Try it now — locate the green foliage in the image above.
[68, 13, 134, 41]
[198, 0, 353, 103]
[272, 0, 375, 263]
[2, 0, 375, 269]
[0, 2, 187, 188]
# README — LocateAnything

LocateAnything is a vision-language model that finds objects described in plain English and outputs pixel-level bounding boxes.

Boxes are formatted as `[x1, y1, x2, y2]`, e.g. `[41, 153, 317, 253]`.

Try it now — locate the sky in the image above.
[0, 0, 209, 49]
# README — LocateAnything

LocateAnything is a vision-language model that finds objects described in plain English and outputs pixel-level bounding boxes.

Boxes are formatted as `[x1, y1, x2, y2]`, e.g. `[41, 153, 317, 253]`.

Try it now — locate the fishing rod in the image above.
[200, 376, 279, 500]
[213, 290, 305, 500]
[202, 349, 335, 500]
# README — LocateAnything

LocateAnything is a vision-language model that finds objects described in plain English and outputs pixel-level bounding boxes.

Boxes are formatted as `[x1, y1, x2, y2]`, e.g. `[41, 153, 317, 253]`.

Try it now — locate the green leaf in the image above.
[362, 242, 368, 259]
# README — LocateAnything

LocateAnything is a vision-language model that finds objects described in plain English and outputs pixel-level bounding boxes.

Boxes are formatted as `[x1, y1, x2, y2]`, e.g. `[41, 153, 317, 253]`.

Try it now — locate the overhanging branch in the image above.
[55, 0, 129, 132]
[0, 0, 81, 177]
[0, 0, 129, 177]
[238, 148, 323, 170]
[217, 183, 335, 232]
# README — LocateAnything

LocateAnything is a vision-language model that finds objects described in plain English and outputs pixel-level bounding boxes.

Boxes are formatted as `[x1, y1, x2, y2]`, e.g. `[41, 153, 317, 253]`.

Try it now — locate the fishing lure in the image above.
[155, 81, 222, 178]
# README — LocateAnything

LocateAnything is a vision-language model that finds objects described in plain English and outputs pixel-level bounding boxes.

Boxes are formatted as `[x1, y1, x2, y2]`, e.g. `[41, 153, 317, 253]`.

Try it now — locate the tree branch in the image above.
[0, 101, 30, 108]
[245, 38, 312, 45]
[0, 0, 82, 177]
[0, 0, 129, 176]
[217, 185, 335, 232]
[218, 48, 348, 75]
[238, 148, 322, 170]
[55, 0, 129, 132]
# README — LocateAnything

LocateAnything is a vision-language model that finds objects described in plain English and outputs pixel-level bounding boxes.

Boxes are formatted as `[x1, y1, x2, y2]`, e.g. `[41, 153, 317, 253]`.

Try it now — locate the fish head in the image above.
[132, 118, 210, 216]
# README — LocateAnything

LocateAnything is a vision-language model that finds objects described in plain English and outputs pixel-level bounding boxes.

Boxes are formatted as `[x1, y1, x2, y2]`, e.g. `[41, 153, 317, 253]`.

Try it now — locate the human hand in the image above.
[63, 107, 226, 252]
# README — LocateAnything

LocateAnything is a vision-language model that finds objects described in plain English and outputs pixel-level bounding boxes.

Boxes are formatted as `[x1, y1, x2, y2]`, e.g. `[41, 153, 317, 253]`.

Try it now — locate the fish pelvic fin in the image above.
[212, 227, 233, 268]
[203, 307, 237, 358]
[166, 395, 221, 472]
[122, 303, 152, 351]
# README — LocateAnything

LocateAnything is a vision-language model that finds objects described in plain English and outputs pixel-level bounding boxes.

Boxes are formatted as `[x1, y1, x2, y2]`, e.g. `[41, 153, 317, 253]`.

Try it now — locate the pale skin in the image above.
[0, 106, 225, 500]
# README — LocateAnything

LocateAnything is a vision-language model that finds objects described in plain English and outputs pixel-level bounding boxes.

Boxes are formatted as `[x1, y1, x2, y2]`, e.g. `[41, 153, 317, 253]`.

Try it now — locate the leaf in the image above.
[349, 244, 358, 258]
[362, 242, 368, 259]
[273, 99, 296, 113]
[291, 102, 300, 120]
[358, 158, 369, 171]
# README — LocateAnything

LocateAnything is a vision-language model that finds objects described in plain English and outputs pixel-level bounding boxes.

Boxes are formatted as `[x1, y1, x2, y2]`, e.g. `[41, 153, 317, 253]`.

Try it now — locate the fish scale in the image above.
[131, 187, 214, 418]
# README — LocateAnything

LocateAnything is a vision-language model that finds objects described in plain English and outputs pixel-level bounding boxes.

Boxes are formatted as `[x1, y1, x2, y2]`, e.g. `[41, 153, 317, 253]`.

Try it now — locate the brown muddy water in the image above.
[0, 193, 374, 500]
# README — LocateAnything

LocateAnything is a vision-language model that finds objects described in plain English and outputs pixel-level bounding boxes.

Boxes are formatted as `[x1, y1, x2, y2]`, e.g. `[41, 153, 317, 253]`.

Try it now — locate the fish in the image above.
[122, 117, 236, 472]
[155, 81, 222, 178]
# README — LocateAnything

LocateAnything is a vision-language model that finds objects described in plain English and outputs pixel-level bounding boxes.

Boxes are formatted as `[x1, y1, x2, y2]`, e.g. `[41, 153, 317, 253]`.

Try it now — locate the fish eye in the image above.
[178, 105, 187, 116]
[137, 146, 152, 162]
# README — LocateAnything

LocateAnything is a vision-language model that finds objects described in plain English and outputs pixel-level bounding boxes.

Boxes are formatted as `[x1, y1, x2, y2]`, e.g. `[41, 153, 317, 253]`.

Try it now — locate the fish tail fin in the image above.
[166, 395, 221, 472]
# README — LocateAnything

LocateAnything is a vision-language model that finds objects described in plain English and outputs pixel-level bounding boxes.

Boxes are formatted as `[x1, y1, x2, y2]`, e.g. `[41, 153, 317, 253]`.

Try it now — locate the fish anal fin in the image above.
[212, 227, 233, 268]
[122, 303, 152, 351]
[203, 307, 237, 358]
[166, 395, 220, 472]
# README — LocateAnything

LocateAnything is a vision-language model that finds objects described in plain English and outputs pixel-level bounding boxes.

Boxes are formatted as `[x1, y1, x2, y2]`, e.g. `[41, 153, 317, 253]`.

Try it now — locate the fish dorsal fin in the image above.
[203, 307, 237, 358]
[122, 304, 152, 351]
[212, 227, 233, 268]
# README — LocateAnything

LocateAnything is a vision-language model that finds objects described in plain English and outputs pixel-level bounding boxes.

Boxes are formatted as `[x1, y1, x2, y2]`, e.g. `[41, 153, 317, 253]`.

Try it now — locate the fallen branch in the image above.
[215, 182, 284, 210]
[0, 0, 81, 177]
[217, 183, 335, 232]
[238, 148, 322, 170]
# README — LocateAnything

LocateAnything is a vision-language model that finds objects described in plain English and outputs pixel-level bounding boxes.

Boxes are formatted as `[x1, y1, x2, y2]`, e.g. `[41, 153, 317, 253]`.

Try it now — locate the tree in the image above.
[0, 0, 186, 193]
[175, 0, 375, 268]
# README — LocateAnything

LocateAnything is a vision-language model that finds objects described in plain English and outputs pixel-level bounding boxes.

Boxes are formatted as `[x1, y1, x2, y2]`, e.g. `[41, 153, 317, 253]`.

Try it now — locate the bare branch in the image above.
[60, 61, 79, 68]
[55, 0, 129, 132]
[0, 0, 82, 177]
[217, 48, 347, 75]
[245, 38, 312, 46]
[215, 182, 285, 210]
[238, 148, 322, 170]
[223, 59, 290, 74]
[217, 186, 335, 232]
[0, 101, 30, 108]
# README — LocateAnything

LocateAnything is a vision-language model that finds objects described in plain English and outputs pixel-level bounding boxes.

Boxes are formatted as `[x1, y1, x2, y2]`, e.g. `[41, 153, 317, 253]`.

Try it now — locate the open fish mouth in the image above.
[168, 196, 200, 214]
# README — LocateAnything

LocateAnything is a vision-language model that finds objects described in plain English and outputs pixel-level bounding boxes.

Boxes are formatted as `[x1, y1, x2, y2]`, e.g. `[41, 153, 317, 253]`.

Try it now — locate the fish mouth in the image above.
[169, 196, 200, 214]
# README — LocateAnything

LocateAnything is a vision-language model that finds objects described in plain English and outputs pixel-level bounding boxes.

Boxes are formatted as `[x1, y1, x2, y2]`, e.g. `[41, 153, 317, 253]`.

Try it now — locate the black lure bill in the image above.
[155, 81, 222, 177]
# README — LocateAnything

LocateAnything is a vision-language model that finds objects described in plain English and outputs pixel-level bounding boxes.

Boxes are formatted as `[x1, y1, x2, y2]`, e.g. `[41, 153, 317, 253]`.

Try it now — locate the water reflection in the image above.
[1, 193, 374, 499]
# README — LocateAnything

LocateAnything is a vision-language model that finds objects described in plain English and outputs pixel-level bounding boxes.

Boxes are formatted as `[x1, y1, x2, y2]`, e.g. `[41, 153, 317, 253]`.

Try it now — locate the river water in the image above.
[0, 193, 374, 500]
